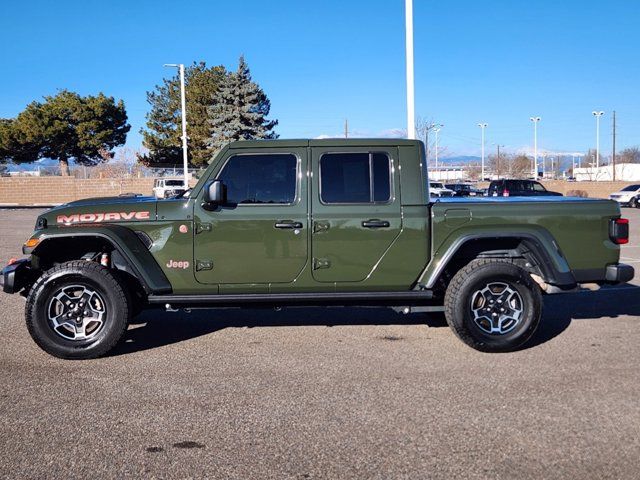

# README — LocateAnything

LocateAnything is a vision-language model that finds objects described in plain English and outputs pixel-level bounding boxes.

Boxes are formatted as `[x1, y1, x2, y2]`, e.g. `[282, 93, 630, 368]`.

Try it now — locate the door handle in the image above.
[275, 221, 303, 229]
[362, 219, 390, 228]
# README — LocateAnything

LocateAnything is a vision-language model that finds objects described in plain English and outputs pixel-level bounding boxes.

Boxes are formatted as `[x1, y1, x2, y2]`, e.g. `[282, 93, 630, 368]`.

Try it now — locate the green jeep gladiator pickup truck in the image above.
[1, 139, 634, 359]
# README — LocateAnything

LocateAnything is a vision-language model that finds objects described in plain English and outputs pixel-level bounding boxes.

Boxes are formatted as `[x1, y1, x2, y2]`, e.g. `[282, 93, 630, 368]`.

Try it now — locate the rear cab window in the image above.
[319, 152, 391, 204]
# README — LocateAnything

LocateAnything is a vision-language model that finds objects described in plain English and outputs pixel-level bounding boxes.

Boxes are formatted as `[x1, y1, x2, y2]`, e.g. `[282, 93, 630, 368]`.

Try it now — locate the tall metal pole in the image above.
[530, 116, 541, 178]
[612, 110, 616, 181]
[478, 123, 488, 180]
[592, 111, 604, 170]
[405, 0, 415, 139]
[178, 64, 189, 187]
[164, 63, 189, 187]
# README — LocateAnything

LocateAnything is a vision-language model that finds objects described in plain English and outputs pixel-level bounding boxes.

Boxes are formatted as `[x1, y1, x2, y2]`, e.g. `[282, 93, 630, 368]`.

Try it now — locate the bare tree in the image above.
[618, 147, 640, 164]
[510, 154, 531, 178]
[464, 163, 482, 181]
[415, 116, 448, 165]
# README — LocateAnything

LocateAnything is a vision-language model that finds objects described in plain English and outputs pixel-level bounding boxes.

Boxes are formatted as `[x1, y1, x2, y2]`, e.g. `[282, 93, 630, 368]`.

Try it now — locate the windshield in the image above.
[165, 180, 185, 187]
[621, 185, 640, 192]
[430, 182, 445, 189]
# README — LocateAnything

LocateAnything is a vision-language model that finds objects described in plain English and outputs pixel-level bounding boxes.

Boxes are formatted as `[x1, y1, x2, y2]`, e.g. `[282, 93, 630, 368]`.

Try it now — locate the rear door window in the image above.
[320, 152, 391, 204]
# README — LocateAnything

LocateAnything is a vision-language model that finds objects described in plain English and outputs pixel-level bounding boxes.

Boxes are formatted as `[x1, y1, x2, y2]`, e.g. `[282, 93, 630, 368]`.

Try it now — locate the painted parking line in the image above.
[620, 257, 640, 263]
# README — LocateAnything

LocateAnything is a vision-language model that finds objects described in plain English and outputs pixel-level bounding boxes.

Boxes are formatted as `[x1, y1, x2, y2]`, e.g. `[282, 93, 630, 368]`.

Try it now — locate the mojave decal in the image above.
[57, 211, 151, 224]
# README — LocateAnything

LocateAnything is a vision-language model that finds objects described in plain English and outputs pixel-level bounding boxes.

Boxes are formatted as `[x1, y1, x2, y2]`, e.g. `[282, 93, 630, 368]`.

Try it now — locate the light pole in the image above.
[592, 111, 604, 170]
[164, 63, 189, 187]
[405, 0, 415, 139]
[434, 126, 443, 172]
[530, 116, 541, 178]
[478, 123, 488, 180]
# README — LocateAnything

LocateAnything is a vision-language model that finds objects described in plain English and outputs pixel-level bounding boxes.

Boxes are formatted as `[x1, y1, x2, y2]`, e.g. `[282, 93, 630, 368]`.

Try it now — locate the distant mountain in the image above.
[436, 156, 481, 165]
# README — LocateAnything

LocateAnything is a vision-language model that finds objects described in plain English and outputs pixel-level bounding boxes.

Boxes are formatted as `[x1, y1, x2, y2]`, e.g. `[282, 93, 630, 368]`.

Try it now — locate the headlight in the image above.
[35, 217, 47, 230]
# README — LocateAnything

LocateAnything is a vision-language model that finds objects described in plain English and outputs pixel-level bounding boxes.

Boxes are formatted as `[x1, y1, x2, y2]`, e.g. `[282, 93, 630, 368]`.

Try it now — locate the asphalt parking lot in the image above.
[1, 208, 639, 479]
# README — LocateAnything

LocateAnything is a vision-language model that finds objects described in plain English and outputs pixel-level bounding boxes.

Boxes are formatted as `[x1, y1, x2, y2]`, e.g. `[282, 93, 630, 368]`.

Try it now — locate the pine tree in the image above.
[139, 62, 227, 168]
[208, 56, 278, 153]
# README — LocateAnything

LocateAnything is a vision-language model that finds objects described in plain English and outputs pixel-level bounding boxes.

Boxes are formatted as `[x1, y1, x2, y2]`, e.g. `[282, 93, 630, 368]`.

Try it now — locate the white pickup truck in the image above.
[152, 178, 187, 199]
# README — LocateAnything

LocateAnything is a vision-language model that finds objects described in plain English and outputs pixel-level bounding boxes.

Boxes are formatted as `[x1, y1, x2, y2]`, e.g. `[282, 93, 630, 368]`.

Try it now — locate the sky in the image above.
[1, 0, 639, 158]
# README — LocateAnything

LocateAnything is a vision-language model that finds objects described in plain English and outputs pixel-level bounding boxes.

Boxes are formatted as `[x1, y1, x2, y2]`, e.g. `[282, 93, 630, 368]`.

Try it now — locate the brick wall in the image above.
[0, 178, 155, 206]
[539, 181, 633, 198]
[0, 177, 633, 207]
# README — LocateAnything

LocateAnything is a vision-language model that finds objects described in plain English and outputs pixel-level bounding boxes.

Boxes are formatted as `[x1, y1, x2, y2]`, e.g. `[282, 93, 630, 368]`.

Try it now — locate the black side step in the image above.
[148, 290, 434, 308]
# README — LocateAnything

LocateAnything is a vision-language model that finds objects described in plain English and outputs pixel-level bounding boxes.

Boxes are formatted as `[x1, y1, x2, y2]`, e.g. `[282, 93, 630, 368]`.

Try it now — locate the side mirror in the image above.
[204, 180, 227, 206]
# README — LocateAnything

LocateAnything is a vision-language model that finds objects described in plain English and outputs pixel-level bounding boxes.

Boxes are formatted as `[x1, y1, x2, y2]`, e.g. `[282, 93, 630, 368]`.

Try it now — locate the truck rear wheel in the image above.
[444, 259, 542, 352]
[25, 261, 130, 359]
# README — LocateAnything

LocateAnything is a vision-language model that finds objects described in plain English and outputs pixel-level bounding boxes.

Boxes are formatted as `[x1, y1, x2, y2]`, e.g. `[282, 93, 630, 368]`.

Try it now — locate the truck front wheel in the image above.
[25, 261, 130, 359]
[444, 259, 542, 352]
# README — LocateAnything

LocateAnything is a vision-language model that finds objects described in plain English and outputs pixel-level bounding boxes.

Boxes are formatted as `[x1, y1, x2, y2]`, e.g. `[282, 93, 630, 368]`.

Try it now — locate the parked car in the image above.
[609, 185, 640, 207]
[1, 139, 633, 359]
[488, 179, 562, 197]
[429, 182, 455, 199]
[445, 183, 482, 197]
[152, 178, 187, 199]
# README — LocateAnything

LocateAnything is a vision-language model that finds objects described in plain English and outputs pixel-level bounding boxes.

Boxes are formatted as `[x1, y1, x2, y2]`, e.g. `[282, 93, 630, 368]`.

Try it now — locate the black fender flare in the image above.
[26, 225, 172, 295]
[419, 232, 577, 290]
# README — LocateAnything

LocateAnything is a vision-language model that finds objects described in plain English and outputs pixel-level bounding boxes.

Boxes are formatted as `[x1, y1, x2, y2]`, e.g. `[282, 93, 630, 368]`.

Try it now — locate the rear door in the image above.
[310, 146, 402, 283]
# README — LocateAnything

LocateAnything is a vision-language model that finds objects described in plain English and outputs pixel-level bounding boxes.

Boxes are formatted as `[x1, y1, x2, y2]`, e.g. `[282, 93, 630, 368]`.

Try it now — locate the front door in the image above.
[311, 147, 402, 283]
[194, 148, 308, 285]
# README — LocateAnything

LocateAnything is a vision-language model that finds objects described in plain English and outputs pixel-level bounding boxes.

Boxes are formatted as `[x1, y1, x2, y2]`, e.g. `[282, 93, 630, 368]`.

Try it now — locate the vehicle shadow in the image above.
[524, 284, 640, 349]
[108, 284, 640, 356]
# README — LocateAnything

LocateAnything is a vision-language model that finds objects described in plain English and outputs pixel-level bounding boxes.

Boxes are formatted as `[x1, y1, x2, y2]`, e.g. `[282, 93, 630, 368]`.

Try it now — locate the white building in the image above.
[429, 167, 467, 182]
[574, 164, 640, 181]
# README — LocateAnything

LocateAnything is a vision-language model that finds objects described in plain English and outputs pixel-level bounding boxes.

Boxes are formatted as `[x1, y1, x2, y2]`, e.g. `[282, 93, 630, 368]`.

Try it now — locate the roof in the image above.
[228, 138, 423, 149]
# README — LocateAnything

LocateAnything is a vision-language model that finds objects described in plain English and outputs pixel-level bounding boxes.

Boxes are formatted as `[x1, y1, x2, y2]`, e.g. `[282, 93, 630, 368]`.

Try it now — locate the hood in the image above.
[60, 195, 157, 207]
[41, 195, 158, 227]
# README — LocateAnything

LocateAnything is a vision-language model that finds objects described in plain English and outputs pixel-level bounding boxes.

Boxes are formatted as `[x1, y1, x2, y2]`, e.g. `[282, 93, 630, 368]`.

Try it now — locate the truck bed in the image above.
[429, 196, 621, 282]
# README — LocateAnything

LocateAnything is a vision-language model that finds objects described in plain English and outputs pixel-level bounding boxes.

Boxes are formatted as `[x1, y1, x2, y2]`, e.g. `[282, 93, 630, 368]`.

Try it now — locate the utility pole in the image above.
[612, 110, 617, 181]
[164, 63, 189, 187]
[478, 123, 488, 180]
[405, 0, 415, 139]
[344, 119, 349, 139]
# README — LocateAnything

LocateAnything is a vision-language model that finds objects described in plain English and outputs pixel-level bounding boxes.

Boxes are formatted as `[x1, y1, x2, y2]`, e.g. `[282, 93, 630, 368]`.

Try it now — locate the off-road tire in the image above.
[26, 261, 130, 359]
[444, 258, 542, 352]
